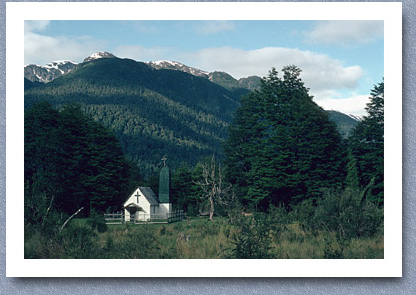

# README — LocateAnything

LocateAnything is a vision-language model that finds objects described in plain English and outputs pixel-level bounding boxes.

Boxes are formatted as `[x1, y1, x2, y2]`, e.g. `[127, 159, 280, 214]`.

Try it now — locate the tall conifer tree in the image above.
[224, 66, 346, 210]
[349, 80, 384, 204]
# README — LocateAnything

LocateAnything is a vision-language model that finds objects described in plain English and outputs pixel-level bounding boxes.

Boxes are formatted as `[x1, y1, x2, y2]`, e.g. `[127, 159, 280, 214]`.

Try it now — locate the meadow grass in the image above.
[25, 216, 383, 259]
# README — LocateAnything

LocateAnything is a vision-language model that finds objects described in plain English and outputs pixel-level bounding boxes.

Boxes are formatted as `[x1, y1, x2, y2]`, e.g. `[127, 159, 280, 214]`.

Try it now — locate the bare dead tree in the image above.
[60, 207, 84, 232]
[195, 155, 232, 221]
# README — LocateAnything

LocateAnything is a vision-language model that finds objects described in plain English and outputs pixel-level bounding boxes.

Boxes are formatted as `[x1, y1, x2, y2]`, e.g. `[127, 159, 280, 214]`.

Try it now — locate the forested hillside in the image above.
[24, 57, 246, 176]
[24, 56, 358, 178]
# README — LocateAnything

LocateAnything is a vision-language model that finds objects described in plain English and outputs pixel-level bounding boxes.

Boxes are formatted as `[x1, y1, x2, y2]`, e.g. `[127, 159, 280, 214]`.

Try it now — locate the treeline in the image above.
[24, 102, 139, 222]
[24, 58, 243, 176]
[170, 66, 384, 215]
[24, 65, 384, 259]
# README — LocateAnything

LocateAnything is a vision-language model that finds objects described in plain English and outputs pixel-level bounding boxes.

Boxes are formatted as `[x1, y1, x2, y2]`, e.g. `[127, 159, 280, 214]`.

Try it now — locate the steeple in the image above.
[158, 156, 171, 204]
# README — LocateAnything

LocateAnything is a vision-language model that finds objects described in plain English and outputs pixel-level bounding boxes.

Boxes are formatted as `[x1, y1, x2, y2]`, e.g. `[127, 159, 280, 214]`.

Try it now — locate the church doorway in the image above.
[124, 203, 141, 222]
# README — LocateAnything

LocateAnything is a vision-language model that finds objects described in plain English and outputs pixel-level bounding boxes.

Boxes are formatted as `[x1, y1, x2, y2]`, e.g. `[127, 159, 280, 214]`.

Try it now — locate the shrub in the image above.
[59, 223, 98, 258]
[117, 226, 160, 259]
[314, 188, 383, 240]
[87, 213, 108, 233]
[228, 213, 275, 259]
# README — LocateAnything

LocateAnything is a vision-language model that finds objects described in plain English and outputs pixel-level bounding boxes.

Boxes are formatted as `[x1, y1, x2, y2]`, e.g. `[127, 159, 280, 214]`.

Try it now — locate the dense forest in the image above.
[24, 57, 358, 177]
[24, 102, 140, 218]
[24, 61, 383, 259]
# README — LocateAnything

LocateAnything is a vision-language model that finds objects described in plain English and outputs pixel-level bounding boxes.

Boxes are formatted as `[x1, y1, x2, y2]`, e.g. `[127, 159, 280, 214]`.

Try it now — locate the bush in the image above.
[87, 213, 108, 233]
[228, 213, 275, 259]
[59, 223, 98, 258]
[115, 226, 160, 259]
[314, 188, 383, 240]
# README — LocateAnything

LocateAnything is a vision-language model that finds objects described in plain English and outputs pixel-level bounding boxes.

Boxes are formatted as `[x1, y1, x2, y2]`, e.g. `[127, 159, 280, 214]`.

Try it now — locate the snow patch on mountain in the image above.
[24, 60, 78, 83]
[83, 52, 117, 63]
[146, 60, 210, 78]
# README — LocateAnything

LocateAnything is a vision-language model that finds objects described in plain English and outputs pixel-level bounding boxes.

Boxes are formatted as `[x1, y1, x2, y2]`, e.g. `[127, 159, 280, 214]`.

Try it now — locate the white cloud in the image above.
[192, 21, 236, 35]
[180, 46, 363, 91]
[305, 20, 384, 46]
[111, 44, 366, 114]
[177, 46, 367, 115]
[24, 21, 106, 65]
[24, 21, 368, 116]
[316, 94, 370, 117]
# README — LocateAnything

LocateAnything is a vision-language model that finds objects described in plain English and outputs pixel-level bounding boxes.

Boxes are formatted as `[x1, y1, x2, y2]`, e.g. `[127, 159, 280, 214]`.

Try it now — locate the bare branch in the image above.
[41, 195, 55, 228]
[60, 207, 84, 232]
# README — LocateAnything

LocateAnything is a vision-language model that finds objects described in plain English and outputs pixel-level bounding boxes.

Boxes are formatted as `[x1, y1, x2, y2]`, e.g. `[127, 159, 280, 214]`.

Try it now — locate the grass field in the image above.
[25, 215, 383, 259]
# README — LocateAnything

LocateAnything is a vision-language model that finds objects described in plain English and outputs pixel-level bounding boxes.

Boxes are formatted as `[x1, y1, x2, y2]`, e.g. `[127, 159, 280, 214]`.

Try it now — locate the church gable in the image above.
[123, 187, 158, 209]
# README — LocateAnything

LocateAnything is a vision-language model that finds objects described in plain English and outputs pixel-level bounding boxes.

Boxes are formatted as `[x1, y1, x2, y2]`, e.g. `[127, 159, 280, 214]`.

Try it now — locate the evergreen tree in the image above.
[25, 102, 138, 218]
[349, 80, 384, 204]
[170, 163, 202, 215]
[224, 66, 346, 210]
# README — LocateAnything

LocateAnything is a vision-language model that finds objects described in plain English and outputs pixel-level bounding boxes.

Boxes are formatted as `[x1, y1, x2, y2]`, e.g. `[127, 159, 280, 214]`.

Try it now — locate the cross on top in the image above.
[161, 156, 167, 167]
[135, 191, 140, 203]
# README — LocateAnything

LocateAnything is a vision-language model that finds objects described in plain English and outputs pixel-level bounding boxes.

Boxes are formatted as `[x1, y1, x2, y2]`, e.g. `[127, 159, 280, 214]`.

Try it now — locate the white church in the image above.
[123, 158, 172, 222]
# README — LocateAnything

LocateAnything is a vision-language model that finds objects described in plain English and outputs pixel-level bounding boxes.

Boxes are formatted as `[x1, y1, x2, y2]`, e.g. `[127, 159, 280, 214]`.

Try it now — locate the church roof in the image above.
[139, 186, 159, 205]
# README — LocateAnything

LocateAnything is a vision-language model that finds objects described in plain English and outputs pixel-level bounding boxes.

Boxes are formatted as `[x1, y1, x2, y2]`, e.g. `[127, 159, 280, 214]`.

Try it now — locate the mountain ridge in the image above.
[24, 52, 359, 176]
[24, 52, 262, 91]
[24, 56, 244, 176]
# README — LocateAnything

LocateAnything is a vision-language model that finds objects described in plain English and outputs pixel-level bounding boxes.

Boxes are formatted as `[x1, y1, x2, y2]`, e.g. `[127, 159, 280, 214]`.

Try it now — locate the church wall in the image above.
[159, 203, 172, 217]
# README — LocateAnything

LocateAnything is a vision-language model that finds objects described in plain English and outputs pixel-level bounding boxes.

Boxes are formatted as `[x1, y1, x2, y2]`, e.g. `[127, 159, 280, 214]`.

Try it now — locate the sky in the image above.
[24, 20, 384, 116]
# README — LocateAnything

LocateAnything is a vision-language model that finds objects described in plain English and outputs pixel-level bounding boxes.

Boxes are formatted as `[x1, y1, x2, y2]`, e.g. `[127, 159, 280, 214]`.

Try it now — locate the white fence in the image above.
[104, 210, 185, 224]
[104, 212, 124, 224]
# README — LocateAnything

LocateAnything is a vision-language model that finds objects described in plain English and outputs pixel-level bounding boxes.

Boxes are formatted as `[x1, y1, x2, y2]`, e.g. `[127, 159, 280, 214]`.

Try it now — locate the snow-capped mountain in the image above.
[24, 60, 78, 83]
[83, 51, 117, 63]
[24, 52, 117, 83]
[146, 60, 262, 91]
[146, 60, 210, 78]
[24, 52, 262, 91]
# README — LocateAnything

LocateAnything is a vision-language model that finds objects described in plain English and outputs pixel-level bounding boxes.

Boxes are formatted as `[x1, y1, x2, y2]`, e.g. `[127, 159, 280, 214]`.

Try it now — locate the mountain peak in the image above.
[24, 60, 78, 83]
[146, 60, 209, 78]
[83, 52, 117, 63]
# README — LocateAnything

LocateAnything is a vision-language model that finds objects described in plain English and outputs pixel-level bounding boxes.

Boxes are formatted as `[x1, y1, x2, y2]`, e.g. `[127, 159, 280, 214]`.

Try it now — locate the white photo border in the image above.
[6, 1, 402, 277]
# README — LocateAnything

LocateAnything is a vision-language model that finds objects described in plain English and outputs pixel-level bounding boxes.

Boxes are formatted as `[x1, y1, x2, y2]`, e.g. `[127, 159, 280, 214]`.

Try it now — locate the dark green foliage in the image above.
[297, 187, 383, 240]
[171, 163, 203, 214]
[25, 58, 351, 179]
[349, 80, 384, 204]
[104, 226, 160, 259]
[346, 148, 360, 190]
[24, 58, 243, 177]
[59, 223, 98, 259]
[25, 102, 138, 217]
[229, 213, 275, 259]
[87, 212, 108, 233]
[24, 78, 43, 90]
[224, 66, 346, 210]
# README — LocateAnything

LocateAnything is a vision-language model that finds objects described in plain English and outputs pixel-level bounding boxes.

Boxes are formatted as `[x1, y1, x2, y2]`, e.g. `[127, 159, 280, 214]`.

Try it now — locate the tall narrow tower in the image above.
[159, 156, 171, 215]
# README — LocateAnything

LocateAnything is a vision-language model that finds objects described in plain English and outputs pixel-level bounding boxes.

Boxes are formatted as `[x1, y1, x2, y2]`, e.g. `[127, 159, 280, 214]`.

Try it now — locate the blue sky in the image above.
[25, 20, 384, 116]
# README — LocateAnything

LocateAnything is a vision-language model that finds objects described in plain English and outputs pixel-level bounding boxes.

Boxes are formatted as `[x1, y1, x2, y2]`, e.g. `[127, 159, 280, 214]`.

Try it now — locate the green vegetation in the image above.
[24, 59, 358, 177]
[24, 102, 139, 217]
[24, 62, 383, 259]
[349, 80, 384, 205]
[25, 204, 383, 259]
[24, 58, 242, 177]
[224, 66, 347, 210]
